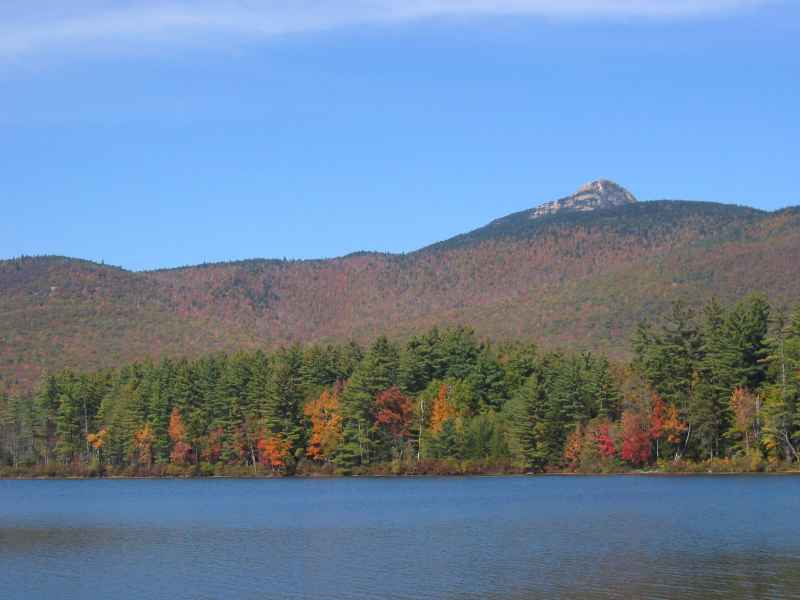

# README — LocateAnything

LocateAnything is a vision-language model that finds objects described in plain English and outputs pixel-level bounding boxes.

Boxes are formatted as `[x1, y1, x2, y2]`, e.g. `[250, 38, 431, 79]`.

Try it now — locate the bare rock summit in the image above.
[531, 180, 637, 219]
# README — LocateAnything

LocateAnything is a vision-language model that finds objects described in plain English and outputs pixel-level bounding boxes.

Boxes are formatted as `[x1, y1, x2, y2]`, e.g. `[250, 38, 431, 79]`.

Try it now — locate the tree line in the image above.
[1, 294, 799, 476]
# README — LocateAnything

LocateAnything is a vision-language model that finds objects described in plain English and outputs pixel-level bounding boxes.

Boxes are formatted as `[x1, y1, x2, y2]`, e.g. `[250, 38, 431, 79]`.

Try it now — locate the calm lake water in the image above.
[1, 475, 799, 599]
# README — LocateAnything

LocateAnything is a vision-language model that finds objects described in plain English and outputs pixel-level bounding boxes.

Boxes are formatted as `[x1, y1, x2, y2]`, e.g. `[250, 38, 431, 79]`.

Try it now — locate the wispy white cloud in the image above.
[0, 1, 773, 59]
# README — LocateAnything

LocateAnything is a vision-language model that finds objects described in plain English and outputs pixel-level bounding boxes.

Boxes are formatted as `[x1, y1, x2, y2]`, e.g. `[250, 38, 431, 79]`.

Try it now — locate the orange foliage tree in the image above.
[304, 388, 342, 462]
[729, 387, 760, 453]
[168, 408, 192, 465]
[563, 424, 585, 469]
[86, 428, 108, 450]
[86, 428, 108, 462]
[132, 424, 155, 467]
[258, 434, 293, 472]
[663, 403, 688, 459]
[430, 384, 457, 435]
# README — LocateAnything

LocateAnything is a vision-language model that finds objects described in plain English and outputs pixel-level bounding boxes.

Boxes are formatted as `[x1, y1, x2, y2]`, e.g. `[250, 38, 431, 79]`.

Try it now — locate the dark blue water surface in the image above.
[1, 475, 799, 599]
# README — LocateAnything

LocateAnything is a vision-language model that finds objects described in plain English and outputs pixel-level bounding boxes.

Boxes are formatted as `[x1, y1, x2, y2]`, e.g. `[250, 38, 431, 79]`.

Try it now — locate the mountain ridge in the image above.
[3, 182, 800, 392]
[5, 179, 789, 272]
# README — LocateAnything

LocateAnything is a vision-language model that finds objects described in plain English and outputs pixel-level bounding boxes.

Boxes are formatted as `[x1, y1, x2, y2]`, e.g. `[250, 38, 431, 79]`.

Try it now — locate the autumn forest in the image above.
[1, 293, 799, 478]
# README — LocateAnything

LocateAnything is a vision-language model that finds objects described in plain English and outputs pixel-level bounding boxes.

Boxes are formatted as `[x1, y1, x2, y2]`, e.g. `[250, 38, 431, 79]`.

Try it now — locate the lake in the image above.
[1, 475, 798, 599]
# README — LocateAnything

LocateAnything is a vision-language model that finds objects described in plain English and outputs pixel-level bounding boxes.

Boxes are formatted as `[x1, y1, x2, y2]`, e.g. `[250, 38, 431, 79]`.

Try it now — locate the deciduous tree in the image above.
[620, 411, 651, 466]
[304, 388, 342, 462]
[169, 408, 192, 465]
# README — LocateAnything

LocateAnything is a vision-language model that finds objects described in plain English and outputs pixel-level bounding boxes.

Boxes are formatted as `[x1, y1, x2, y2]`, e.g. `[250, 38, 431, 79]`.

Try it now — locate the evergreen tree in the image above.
[429, 418, 461, 459]
[500, 342, 538, 398]
[263, 347, 306, 460]
[336, 336, 399, 471]
[32, 374, 60, 464]
[301, 345, 341, 388]
[466, 348, 508, 412]
[633, 300, 703, 456]
[633, 300, 703, 413]
[97, 379, 146, 467]
[762, 305, 800, 462]
[216, 352, 253, 462]
[440, 327, 480, 380]
[507, 374, 548, 471]
[0, 387, 33, 467]
[585, 355, 622, 420]
[398, 328, 448, 394]
[692, 298, 732, 458]
[140, 362, 171, 464]
[54, 372, 85, 463]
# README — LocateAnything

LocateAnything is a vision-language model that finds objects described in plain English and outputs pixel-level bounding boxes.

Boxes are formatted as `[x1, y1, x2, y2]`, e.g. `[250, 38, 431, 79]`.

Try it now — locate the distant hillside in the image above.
[3, 181, 800, 392]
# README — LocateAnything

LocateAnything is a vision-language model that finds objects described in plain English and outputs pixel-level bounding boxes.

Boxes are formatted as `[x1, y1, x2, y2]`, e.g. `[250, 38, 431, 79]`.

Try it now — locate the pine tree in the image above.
[440, 327, 480, 380]
[263, 347, 306, 460]
[507, 374, 548, 471]
[54, 372, 85, 464]
[761, 304, 800, 462]
[692, 298, 731, 459]
[633, 300, 703, 411]
[585, 355, 622, 420]
[215, 352, 253, 462]
[501, 342, 538, 398]
[633, 300, 703, 456]
[301, 345, 341, 388]
[97, 379, 146, 467]
[141, 363, 171, 464]
[466, 348, 508, 412]
[336, 336, 399, 471]
[32, 374, 60, 465]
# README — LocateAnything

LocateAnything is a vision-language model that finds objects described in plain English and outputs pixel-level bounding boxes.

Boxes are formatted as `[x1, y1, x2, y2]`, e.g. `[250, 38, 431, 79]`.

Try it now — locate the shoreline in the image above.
[3, 469, 800, 481]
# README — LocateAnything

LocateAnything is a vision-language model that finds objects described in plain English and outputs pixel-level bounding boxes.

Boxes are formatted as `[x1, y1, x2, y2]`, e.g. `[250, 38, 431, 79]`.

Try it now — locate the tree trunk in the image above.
[417, 398, 424, 461]
[783, 432, 799, 463]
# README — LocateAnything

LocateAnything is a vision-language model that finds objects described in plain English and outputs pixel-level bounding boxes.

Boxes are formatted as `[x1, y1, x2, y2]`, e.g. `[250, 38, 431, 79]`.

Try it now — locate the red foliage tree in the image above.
[200, 427, 224, 464]
[373, 387, 414, 446]
[595, 421, 616, 458]
[620, 410, 651, 466]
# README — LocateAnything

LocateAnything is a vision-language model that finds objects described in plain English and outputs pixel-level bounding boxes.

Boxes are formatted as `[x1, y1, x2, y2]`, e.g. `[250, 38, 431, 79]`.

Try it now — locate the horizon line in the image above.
[2, 196, 794, 273]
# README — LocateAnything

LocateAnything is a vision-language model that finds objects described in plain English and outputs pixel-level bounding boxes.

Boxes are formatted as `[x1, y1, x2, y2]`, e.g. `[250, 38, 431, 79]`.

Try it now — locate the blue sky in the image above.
[1, 1, 798, 270]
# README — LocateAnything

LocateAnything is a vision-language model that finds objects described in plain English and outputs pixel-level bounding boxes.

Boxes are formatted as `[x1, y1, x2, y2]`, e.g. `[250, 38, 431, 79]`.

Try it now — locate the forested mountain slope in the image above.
[2, 181, 799, 392]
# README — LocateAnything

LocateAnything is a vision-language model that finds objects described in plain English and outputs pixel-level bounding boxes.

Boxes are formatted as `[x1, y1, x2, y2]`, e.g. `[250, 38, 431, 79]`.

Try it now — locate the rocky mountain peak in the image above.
[531, 180, 637, 219]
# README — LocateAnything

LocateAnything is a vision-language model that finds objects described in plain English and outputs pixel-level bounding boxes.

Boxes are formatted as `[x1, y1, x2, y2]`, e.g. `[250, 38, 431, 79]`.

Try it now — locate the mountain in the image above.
[520, 178, 637, 219]
[3, 180, 800, 392]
